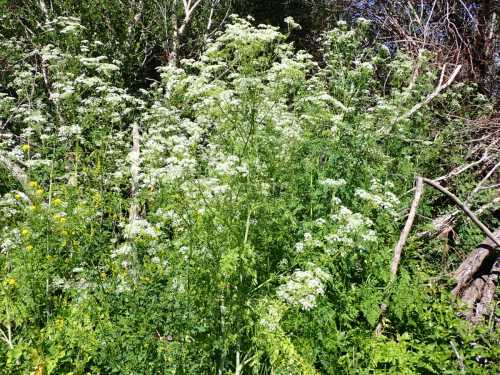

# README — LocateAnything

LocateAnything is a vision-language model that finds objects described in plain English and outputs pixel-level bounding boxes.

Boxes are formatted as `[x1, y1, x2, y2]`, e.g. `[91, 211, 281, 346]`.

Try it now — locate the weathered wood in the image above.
[453, 228, 499, 322]
[461, 277, 486, 310]
[471, 272, 497, 323]
[453, 228, 500, 295]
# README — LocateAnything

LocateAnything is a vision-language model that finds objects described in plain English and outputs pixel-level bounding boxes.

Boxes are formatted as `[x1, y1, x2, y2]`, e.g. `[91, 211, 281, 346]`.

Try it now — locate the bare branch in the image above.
[422, 178, 500, 248]
[375, 177, 424, 336]
[390, 177, 425, 278]
[469, 160, 500, 199]
[398, 64, 462, 121]
[39, 0, 49, 22]
[433, 152, 489, 184]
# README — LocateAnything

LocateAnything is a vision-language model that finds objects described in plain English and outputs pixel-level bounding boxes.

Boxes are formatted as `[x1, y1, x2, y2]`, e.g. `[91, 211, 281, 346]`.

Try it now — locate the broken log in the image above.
[453, 228, 500, 323]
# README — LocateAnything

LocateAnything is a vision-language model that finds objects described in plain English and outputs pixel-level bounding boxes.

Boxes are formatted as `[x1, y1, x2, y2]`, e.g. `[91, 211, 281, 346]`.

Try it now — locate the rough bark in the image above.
[453, 228, 500, 323]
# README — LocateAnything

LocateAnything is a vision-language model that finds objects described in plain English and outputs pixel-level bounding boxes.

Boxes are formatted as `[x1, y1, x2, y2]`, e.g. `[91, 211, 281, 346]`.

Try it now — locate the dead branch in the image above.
[470, 271, 497, 323]
[398, 64, 462, 121]
[375, 177, 424, 336]
[39, 0, 49, 22]
[432, 152, 489, 184]
[375, 173, 499, 335]
[468, 160, 500, 199]
[390, 177, 425, 278]
[422, 177, 500, 248]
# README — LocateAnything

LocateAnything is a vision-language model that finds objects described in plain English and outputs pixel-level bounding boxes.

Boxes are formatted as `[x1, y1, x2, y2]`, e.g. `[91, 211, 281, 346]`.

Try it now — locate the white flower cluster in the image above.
[277, 265, 331, 311]
[0, 228, 20, 255]
[181, 177, 231, 203]
[111, 243, 133, 259]
[293, 200, 377, 257]
[355, 179, 400, 217]
[141, 107, 201, 187]
[319, 178, 346, 188]
[47, 16, 85, 35]
[259, 303, 283, 332]
[207, 150, 249, 178]
[123, 219, 158, 239]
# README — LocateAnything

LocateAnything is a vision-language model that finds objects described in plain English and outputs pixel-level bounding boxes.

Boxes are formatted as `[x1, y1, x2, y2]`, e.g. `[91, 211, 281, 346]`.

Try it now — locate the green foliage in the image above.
[0, 12, 497, 375]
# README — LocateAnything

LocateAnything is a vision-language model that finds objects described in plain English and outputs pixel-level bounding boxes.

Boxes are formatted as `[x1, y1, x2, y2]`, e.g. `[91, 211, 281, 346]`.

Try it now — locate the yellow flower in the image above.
[21, 228, 29, 236]
[29, 181, 38, 188]
[26, 245, 33, 251]
[53, 214, 66, 224]
[14, 193, 21, 200]
[36, 189, 44, 196]
[4, 277, 16, 287]
[21, 144, 30, 152]
[53, 198, 62, 206]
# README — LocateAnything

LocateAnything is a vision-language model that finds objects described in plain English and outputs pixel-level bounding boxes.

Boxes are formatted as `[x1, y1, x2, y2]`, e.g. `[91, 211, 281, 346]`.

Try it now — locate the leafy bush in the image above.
[0, 15, 497, 374]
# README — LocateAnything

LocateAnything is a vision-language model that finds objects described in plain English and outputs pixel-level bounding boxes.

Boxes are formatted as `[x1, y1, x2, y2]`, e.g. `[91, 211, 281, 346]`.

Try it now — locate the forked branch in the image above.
[375, 175, 499, 335]
[398, 64, 462, 121]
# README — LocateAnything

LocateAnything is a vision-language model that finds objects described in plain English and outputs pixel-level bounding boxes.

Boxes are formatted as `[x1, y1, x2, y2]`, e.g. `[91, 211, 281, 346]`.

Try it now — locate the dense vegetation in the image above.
[0, 1, 498, 374]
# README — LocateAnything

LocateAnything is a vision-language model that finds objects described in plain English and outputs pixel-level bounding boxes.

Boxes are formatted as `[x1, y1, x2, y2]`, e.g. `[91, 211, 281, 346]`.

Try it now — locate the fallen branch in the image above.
[418, 196, 499, 239]
[433, 152, 489, 184]
[398, 64, 462, 121]
[470, 271, 498, 323]
[468, 160, 500, 199]
[421, 178, 500, 248]
[375, 175, 499, 335]
[375, 177, 424, 336]
[390, 177, 425, 278]
[452, 228, 500, 296]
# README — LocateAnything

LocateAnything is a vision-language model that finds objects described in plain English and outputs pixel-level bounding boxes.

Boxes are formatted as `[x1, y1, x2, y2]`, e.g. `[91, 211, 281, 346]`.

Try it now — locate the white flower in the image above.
[111, 243, 133, 258]
[320, 178, 346, 188]
[295, 242, 304, 253]
[124, 219, 158, 239]
[277, 265, 330, 311]
[284, 16, 301, 31]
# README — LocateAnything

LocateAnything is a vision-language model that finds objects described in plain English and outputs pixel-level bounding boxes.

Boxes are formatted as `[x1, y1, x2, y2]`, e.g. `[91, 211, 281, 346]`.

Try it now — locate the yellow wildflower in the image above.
[21, 144, 30, 152]
[53, 213, 66, 224]
[21, 228, 29, 236]
[4, 277, 16, 287]
[53, 198, 62, 206]
[26, 245, 33, 251]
